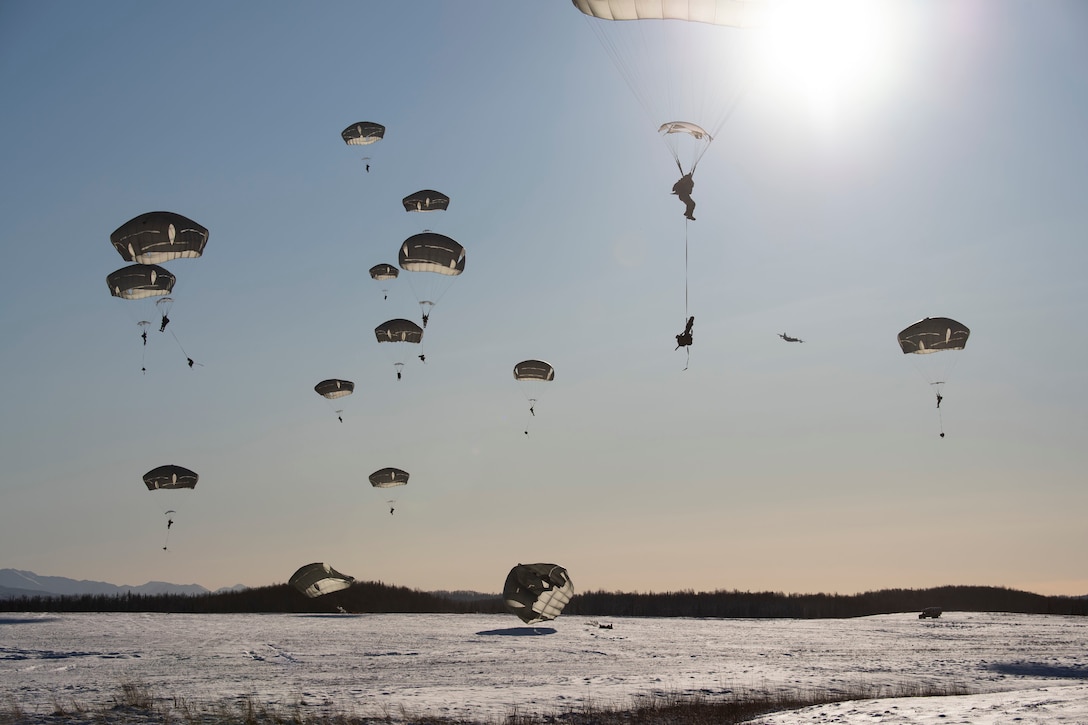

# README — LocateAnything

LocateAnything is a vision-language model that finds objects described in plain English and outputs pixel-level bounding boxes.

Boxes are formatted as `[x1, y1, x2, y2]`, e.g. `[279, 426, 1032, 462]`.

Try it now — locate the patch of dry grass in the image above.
[0, 680, 972, 725]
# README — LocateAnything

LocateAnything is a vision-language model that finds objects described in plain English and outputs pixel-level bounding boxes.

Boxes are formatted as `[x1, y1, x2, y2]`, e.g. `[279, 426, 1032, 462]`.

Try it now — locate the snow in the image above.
[2, 611, 1086, 723]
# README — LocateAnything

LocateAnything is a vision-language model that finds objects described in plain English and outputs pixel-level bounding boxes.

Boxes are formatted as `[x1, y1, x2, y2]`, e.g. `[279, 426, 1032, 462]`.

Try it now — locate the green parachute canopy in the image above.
[897, 317, 970, 354]
[110, 212, 209, 265]
[398, 232, 465, 327]
[341, 121, 385, 146]
[374, 318, 424, 344]
[289, 562, 355, 598]
[402, 190, 450, 213]
[503, 563, 574, 625]
[369, 263, 399, 281]
[368, 467, 409, 489]
[143, 465, 198, 491]
[897, 317, 970, 438]
[513, 360, 555, 382]
[107, 264, 176, 300]
[314, 379, 355, 400]
[398, 232, 465, 276]
[374, 318, 424, 378]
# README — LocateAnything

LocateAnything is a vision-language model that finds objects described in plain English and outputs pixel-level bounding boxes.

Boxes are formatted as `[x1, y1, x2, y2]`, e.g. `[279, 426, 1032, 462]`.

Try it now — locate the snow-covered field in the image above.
[2, 611, 1086, 723]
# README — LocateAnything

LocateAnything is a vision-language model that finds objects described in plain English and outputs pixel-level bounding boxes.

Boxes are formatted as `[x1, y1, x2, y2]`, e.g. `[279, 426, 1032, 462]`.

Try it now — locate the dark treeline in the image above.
[566, 585, 1088, 618]
[0, 581, 507, 615]
[2, 583, 1084, 618]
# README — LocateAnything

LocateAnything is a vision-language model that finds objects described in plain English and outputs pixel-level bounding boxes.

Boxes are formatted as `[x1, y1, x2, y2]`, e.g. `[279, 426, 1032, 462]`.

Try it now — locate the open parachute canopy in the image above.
[402, 190, 450, 213]
[374, 318, 424, 344]
[897, 317, 970, 438]
[572, 0, 755, 175]
[341, 121, 385, 146]
[110, 212, 209, 265]
[289, 562, 355, 599]
[398, 232, 465, 326]
[143, 465, 198, 491]
[513, 360, 556, 382]
[107, 264, 175, 300]
[368, 467, 409, 489]
[571, 0, 761, 26]
[659, 121, 711, 141]
[314, 378, 354, 399]
[368, 263, 399, 281]
[398, 232, 466, 276]
[897, 317, 970, 355]
[503, 563, 574, 625]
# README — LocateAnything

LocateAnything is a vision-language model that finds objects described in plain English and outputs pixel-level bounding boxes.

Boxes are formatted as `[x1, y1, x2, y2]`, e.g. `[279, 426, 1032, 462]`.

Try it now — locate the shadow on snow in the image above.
[985, 662, 1088, 680]
[476, 626, 557, 636]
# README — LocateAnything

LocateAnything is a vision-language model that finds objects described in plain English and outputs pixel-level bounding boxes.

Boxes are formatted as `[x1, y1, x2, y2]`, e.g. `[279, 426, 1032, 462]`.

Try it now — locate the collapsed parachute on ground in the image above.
[402, 190, 450, 213]
[341, 121, 385, 146]
[897, 317, 970, 438]
[398, 232, 465, 327]
[289, 562, 355, 598]
[503, 563, 574, 625]
[143, 465, 199, 490]
[111, 212, 209, 265]
[368, 467, 409, 489]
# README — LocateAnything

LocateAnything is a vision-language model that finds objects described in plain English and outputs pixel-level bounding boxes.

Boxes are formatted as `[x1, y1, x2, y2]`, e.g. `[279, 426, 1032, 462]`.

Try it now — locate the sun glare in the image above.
[753, 0, 911, 126]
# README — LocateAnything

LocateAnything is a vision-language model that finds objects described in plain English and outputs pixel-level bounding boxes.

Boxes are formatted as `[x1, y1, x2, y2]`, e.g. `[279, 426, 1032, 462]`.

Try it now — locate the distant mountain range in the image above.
[0, 569, 247, 599]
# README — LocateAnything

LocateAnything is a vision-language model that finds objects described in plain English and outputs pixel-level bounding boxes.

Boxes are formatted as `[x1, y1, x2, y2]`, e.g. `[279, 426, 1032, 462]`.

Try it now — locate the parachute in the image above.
[374, 318, 424, 379]
[897, 317, 970, 355]
[572, 0, 757, 176]
[314, 379, 355, 422]
[107, 264, 176, 360]
[109, 212, 206, 369]
[402, 190, 450, 213]
[503, 563, 574, 625]
[142, 465, 198, 551]
[341, 121, 385, 146]
[369, 467, 409, 515]
[110, 212, 209, 265]
[897, 317, 970, 438]
[368, 467, 410, 489]
[398, 232, 465, 328]
[574, 1, 754, 349]
[107, 264, 176, 301]
[314, 378, 354, 399]
[143, 464, 199, 491]
[289, 562, 355, 598]
[369, 263, 399, 300]
[514, 360, 555, 435]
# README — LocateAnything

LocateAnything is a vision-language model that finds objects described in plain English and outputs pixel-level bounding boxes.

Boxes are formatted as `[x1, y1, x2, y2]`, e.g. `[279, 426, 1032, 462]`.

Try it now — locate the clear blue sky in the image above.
[1, 1, 1085, 596]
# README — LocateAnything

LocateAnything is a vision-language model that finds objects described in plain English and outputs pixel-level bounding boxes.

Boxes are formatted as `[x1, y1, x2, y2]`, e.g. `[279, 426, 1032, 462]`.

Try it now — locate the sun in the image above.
[751, 0, 913, 126]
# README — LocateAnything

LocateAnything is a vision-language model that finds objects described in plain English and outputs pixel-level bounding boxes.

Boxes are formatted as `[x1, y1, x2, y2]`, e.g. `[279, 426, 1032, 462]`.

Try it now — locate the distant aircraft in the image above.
[779, 333, 804, 343]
